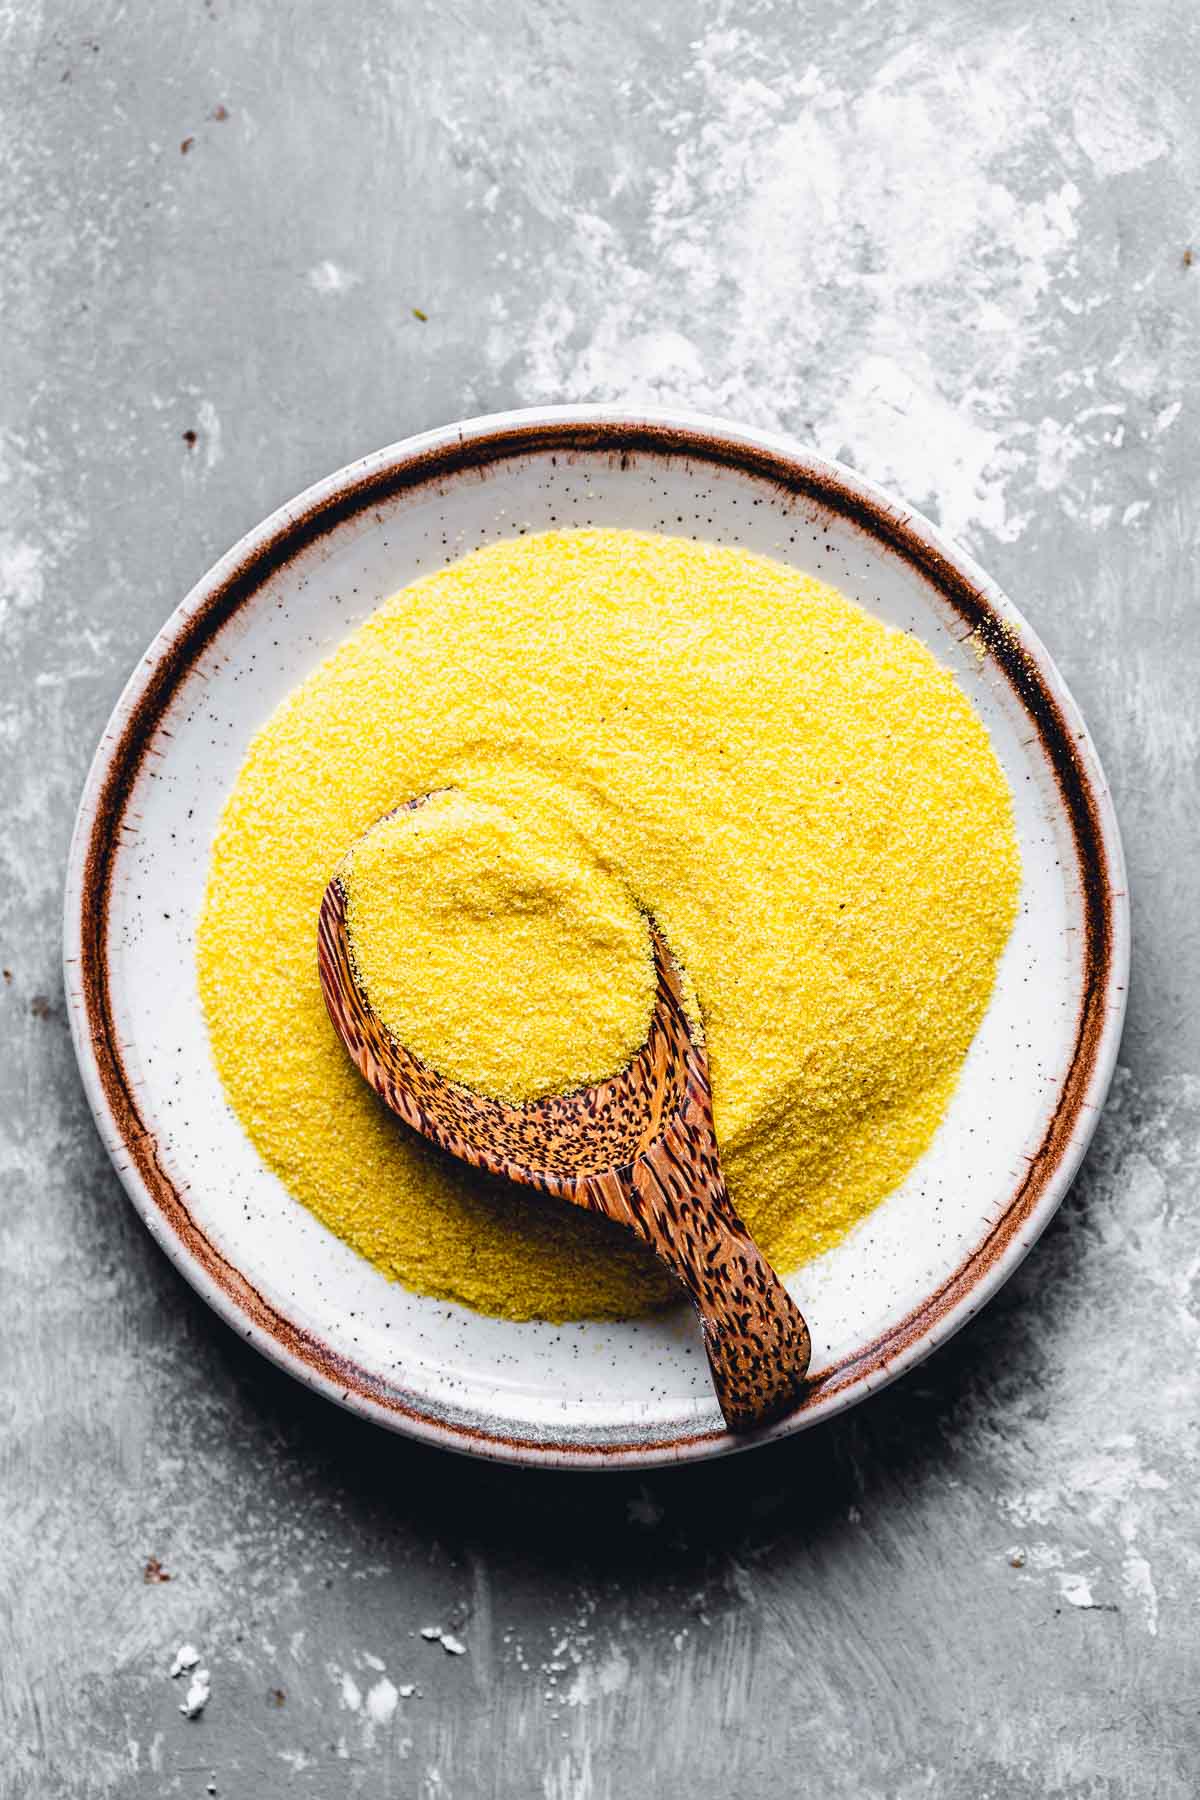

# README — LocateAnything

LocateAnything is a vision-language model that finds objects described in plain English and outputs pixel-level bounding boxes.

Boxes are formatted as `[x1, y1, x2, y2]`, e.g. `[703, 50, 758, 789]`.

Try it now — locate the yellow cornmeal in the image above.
[198, 528, 1021, 1322]
[344, 793, 657, 1103]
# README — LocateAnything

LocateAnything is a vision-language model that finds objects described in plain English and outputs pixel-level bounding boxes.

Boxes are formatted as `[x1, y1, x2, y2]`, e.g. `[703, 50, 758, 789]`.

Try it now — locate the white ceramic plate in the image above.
[64, 407, 1129, 1468]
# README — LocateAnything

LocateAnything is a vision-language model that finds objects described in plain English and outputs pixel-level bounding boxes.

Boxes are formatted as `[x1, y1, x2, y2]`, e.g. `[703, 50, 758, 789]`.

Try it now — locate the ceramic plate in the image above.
[64, 407, 1128, 1468]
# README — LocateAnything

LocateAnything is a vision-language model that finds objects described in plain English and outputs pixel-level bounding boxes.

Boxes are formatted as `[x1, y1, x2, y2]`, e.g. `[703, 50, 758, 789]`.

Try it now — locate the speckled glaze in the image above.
[63, 407, 1129, 1469]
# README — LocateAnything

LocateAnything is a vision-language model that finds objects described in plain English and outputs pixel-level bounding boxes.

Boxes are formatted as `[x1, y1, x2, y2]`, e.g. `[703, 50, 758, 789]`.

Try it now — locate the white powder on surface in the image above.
[991, 1068, 1198, 1639]
[0, 534, 44, 625]
[179, 1668, 211, 1718]
[168, 1644, 200, 1679]
[1120, 1546, 1160, 1638]
[1058, 1573, 1098, 1610]
[565, 1647, 631, 1708]
[365, 1677, 399, 1725]
[476, 21, 1191, 551]
[307, 259, 362, 295]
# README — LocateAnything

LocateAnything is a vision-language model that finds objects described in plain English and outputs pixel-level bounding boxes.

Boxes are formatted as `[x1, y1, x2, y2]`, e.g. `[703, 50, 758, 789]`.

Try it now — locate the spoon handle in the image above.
[629, 1128, 810, 1434]
[586, 1074, 811, 1433]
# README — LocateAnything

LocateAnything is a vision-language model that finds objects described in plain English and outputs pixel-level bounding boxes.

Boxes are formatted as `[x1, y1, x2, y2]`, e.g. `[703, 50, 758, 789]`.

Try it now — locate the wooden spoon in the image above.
[317, 812, 812, 1433]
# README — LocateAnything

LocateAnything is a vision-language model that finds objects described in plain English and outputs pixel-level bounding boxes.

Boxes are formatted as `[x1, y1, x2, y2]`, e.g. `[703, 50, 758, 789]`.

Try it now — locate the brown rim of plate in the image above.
[68, 412, 1127, 1468]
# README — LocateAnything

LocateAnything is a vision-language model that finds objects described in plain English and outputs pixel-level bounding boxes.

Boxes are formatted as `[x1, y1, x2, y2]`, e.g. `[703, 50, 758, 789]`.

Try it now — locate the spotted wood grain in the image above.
[318, 873, 811, 1433]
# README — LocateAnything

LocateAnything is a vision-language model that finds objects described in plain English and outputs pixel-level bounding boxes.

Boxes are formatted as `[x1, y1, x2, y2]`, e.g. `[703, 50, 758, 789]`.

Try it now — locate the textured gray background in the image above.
[2, 1, 1198, 1795]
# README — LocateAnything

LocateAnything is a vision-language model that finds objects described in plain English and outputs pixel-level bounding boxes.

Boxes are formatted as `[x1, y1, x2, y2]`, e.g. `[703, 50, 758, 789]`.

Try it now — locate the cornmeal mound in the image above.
[344, 792, 658, 1104]
[198, 529, 1020, 1321]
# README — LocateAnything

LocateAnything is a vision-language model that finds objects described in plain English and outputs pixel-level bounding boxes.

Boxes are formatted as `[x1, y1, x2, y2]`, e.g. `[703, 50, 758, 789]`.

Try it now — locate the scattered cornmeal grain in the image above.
[343, 792, 657, 1103]
[198, 528, 1021, 1322]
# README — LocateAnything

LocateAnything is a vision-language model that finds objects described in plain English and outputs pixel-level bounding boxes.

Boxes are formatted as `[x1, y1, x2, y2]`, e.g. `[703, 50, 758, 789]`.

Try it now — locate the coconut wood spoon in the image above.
[317, 816, 812, 1433]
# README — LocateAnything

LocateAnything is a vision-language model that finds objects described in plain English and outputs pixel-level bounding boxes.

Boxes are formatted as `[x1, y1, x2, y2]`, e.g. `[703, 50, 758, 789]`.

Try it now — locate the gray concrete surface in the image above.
[3, 1, 1199, 1794]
